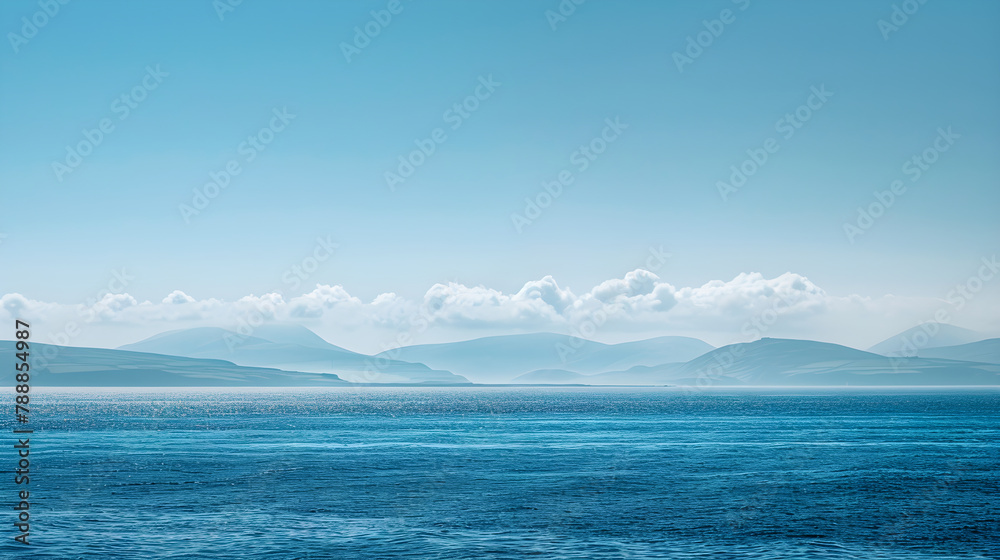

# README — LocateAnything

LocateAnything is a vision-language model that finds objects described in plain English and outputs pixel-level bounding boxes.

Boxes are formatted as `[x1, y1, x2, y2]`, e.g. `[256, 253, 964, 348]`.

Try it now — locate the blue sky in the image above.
[1, 0, 998, 350]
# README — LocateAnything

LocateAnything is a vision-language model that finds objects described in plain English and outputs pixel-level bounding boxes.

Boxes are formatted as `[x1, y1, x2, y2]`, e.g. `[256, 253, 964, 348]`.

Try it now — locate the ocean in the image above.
[6, 388, 998, 559]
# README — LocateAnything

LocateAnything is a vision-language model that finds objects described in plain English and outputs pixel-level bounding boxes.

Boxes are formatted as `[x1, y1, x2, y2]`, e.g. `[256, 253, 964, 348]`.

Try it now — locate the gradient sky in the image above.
[1, 0, 998, 351]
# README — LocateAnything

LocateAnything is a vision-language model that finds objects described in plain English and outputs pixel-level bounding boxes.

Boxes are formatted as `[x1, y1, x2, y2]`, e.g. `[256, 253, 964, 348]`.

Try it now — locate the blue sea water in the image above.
[3, 388, 998, 559]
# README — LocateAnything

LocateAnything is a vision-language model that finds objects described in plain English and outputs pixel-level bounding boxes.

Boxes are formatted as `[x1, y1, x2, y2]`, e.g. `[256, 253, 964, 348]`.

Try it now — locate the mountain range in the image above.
[377, 333, 714, 383]
[550, 338, 1000, 386]
[866, 323, 984, 356]
[1, 342, 350, 387]
[2, 323, 997, 387]
[118, 325, 467, 384]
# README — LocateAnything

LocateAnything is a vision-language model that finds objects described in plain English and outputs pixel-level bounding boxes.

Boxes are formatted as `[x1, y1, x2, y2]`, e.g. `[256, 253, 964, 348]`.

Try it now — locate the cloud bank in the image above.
[2, 269, 996, 353]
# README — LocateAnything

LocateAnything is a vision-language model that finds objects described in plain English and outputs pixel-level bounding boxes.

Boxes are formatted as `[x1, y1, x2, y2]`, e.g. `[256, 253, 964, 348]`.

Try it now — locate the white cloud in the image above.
[1, 293, 32, 317]
[2, 271, 996, 352]
[671, 272, 827, 317]
[590, 269, 660, 302]
[86, 293, 138, 321]
[288, 284, 362, 318]
[236, 293, 285, 319]
[418, 276, 577, 327]
[162, 290, 197, 304]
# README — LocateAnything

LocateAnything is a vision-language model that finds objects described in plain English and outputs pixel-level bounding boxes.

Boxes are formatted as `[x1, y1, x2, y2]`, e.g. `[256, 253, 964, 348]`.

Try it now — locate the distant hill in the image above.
[513, 338, 1000, 386]
[868, 324, 982, 356]
[917, 338, 1000, 364]
[378, 333, 603, 383]
[120, 326, 468, 384]
[674, 338, 1000, 386]
[0, 342, 349, 387]
[380, 333, 713, 383]
[566, 336, 713, 373]
[7, 328, 997, 388]
[119, 325, 358, 357]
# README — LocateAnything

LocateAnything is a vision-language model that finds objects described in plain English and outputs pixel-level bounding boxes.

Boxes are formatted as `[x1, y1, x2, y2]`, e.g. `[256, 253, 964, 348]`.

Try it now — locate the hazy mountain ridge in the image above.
[4, 325, 997, 387]
[120, 325, 468, 384]
[916, 338, 1000, 364]
[1, 341, 349, 387]
[674, 338, 999, 386]
[515, 338, 1000, 386]
[868, 324, 983, 356]
[378, 333, 714, 383]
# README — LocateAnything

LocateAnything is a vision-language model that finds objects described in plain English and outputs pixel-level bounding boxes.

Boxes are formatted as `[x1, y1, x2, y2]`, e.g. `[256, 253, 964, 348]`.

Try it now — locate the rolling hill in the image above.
[6, 327, 997, 388]
[672, 338, 1000, 386]
[868, 324, 983, 356]
[1, 341, 349, 387]
[514, 338, 1000, 386]
[378, 333, 713, 383]
[917, 338, 1000, 364]
[119, 325, 468, 384]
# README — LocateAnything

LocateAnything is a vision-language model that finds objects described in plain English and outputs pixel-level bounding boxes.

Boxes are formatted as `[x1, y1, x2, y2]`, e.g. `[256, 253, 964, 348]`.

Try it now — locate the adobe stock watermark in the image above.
[672, 0, 751, 73]
[716, 84, 833, 202]
[557, 245, 670, 364]
[7, 0, 71, 54]
[179, 107, 296, 223]
[690, 287, 803, 390]
[511, 117, 628, 233]
[843, 126, 958, 244]
[888, 254, 997, 369]
[33, 268, 135, 370]
[224, 235, 339, 352]
[384, 75, 501, 191]
[281, 236, 340, 291]
[361, 305, 438, 383]
[877, 0, 929, 41]
[340, 0, 412, 63]
[51, 65, 168, 183]
[545, 0, 586, 31]
[213, 0, 244, 22]
[360, 272, 473, 383]
[945, 255, 998, 312]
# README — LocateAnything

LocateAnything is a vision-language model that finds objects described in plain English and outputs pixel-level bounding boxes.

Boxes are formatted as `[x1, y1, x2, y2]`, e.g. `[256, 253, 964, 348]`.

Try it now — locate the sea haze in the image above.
[8, 387, 997, 559]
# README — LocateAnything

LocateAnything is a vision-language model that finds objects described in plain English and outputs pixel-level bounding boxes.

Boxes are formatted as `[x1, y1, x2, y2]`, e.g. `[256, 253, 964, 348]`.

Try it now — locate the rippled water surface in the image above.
[6, 388, 998, 558]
